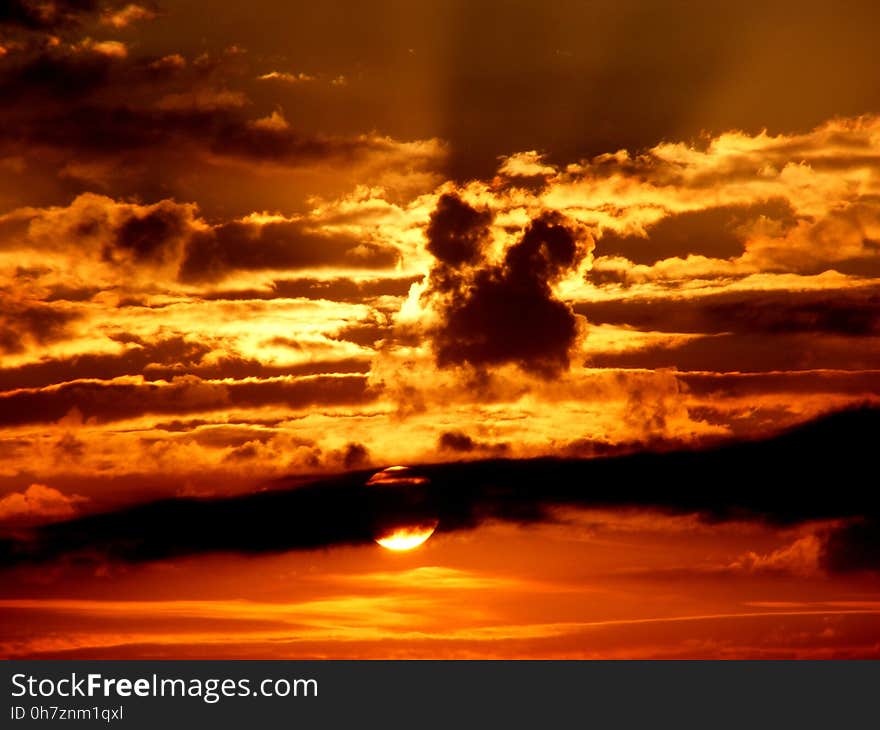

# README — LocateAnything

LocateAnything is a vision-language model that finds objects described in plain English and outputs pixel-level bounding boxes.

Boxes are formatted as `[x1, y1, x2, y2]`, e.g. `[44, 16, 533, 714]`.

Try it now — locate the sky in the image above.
[0, 0, 879, 658]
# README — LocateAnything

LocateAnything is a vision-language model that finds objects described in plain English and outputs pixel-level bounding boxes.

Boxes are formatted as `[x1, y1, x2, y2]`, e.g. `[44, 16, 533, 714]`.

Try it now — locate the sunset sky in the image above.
[1, 0, 879, 659]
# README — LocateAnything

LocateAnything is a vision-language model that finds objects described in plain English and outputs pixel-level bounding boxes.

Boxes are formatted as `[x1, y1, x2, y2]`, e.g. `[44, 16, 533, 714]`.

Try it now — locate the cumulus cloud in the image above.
[0, 484, 84, 524]
[0, 194, 408, 293]
[1, 194, 200, 290]
[417, 195, 594, 377]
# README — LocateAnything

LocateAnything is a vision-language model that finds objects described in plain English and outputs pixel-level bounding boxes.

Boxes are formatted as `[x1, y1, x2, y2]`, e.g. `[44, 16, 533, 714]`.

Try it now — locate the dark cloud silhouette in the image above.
[422, 197, 591, 377]
[0, 40, 441, 214]
[425, 193, 492, 267]
[179, 221, 399, 282]
[331, 322, 391, 348]
[2, 407, 877, 573]
[210, 121, 415, 167]
[0, 336, 210, 391]
[0, 334, 368, 392]
[680, 370, 880, 400]
[822, 518, 880, 573]
[107, 203, 190, 266]
[596, 199, 798, 265]
[588, 332, 880, 373]
[439, 430, 476, 452]
[0, 0, 110, 30]
[0, 374, 374, 426]
[576, 286, 880, 337]
[0, 300, 81, 355]
[202, 276, 421, 304]
[438, 430, 509, 455]
[339, 442, 370, 469]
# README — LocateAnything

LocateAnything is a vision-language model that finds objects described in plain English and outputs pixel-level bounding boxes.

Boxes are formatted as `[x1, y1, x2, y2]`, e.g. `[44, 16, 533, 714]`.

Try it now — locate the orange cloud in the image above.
[0, 483, 84, 524]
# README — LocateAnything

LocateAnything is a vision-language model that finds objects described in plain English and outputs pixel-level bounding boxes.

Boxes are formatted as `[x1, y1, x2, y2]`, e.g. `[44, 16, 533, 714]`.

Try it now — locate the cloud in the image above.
[0, 194, 409, 294]
[73, 38, 128, 59]
[417, 195, 594, 377]
[4, 193, 200, 282]
[202, 276, 420, 304]
[100, 3, 155, 29]
[0, 335, 211, 390]
[730, 534, 824, 576]
[179, 217, 400, 283]
[0, 1, 122, 30]
[438, 430, 508, 455]
[256, 71, 315, 84]
[2, 407, 877, 570]
[424, 193, 493, 267]
[4, 105, 880, 494]
[0, 297, 81, 354]
[0, 37, 446, 214]
[595, 199, 798, 265]
[0, 374, 375, 426]
[587, 332, 880, 373]
[576, 285, 880, 337]
[821, 518, 880, 574]
[0, 484, 84, 524]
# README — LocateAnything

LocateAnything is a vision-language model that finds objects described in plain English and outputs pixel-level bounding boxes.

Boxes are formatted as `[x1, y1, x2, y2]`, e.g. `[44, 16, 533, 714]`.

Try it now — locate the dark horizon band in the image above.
[2, 406, 877, 573]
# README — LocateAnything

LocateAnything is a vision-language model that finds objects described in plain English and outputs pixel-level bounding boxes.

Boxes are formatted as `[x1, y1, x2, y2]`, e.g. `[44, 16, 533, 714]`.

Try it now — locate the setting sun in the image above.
[375, 523, 438, 551]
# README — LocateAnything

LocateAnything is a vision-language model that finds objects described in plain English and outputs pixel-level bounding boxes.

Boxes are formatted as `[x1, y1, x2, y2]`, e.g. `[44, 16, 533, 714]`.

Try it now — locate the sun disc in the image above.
[375, 523, 438, 551]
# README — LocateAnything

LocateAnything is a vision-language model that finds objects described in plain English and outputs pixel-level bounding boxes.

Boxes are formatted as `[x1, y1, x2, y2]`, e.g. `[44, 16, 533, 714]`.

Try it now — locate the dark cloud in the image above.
[0, 40, 441, 214]
[575, 286, 880, 337]
[54, 432, 86, 460]
[0, 300, 81, 355]
[338, 442, 370, 469]
[0, 374, 374, 426]
[107, 202, 190, 266]
[438, 430, 508, 455]
[0, 337, 196, 391]
[0, 49, 120, 104]
[588, 333, 880, 372]
[1, 0, 106, 30]
[438, 430, 476, 452]
[679, 370, 880, 399]
[0, 336, 214, 391]
[176, 356, 370, 381]
[331, 322, 390, 348]
[202, 276, 421, 304]
[422, 197, 590, 377]
[821, 518, 880, 574]
[596, 199, 799, 265]
[425, 193, 492, 266]
[1, 407, 878, 572]
[179, 221, 399, 282]
[210, 121, 407, 166]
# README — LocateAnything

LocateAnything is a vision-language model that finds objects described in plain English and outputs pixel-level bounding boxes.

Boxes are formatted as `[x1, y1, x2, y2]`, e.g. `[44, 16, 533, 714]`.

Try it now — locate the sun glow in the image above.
[368, 466, 438, 550]
[375, 523, 438, 551]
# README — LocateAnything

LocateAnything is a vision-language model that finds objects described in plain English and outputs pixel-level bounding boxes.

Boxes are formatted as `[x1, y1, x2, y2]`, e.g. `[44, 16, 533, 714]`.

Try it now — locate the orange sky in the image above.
[1, 0, 879, 659]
